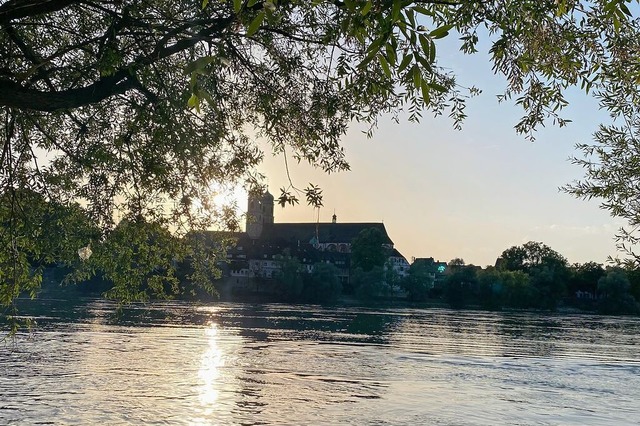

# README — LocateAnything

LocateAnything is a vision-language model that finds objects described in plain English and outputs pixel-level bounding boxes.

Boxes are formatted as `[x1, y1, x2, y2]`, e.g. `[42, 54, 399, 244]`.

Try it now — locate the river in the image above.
[2, 299, 639, 425]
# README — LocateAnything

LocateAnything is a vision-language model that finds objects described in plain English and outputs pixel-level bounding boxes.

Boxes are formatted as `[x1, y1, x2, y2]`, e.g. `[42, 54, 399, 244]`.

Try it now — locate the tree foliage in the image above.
[401, 259, 437, 302]
[305, 262, 342, 304]
[273, 255, 341, 303]
[597, 268, 640, 315]
[558, 2, 640, 265]
[3, 0, 640, 315]
[497, 241, 568, 273]
[350, 227, 389, 272]
[400, 243, 640, 314]
[497, 241, 569, 308]
[445, 264, 477, 308]
[568, 261, 605, 297]
[274, 251, 304, 301]
[351, 266, 388, 300]
[566, 120, 640, 266]
[0, 189, 98, 329]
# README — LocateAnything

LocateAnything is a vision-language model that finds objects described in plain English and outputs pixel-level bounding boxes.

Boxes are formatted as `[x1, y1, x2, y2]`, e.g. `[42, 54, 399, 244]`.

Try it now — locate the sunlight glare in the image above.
[209, 183, 247, 230]
[198, 323, 225, 411]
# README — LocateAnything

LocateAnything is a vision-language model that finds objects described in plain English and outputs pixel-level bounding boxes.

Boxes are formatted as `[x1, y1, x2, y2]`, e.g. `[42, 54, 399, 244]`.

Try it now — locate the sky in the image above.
[234, 35, 625, 268]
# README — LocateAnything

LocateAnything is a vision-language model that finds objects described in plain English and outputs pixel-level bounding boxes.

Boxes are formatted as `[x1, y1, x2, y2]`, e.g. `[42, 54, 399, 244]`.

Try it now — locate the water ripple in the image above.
[2, 300, 640, 425]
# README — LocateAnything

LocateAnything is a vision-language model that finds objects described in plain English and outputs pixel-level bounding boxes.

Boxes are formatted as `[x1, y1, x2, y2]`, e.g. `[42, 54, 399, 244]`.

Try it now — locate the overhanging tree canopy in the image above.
[2, 0, 640, 311]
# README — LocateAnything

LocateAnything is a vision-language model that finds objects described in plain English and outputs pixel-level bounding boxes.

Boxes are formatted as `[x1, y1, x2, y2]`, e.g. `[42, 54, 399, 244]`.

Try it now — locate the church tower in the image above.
[246, 190, 274, 239]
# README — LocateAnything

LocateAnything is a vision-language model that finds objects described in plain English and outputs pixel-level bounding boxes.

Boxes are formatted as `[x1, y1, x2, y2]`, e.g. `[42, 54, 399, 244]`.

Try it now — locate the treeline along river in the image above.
[2, 300, 640, 425]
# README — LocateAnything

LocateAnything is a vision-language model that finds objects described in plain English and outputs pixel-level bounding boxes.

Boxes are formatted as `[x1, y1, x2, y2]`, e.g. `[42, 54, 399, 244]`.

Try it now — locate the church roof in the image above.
[389, 248, 407, 259]
[259, 222, 393, 245]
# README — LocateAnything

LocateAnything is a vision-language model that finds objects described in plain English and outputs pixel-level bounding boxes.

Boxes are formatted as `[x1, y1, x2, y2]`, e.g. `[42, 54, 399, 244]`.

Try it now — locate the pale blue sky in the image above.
[248, 34, 624, 267]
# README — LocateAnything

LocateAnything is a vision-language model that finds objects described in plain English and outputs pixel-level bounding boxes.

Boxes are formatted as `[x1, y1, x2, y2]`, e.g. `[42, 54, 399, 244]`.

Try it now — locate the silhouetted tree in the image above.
[597, 269, 640, 315]
[448, 258, 466, 268]
[351, 266, 387, 301]
[274, 252, 304, 302]
[401, 261, 436, 302]
[477, 267, 504, 310]
[445, 264, 478, 309]
[626, 268, 640, 304]
[500, 270, 534, 309]
[304, 262, 342, 304]
[568, 262, 605, 298]
[497, 242, 567, 273]
[351, 228, 389, 272]
[497, 241, 569, 309]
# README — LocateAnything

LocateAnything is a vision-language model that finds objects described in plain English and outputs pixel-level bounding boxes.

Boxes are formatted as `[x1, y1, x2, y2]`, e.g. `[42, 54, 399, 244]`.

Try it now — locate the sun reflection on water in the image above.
[197, 323, 224, 413]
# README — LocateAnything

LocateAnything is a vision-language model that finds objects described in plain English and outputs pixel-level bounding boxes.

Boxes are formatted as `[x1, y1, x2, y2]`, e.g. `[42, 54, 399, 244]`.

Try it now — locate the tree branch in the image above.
[0, 0, 81, 24]
[0, 69, 135, 110]
[0, 14, 234, 111]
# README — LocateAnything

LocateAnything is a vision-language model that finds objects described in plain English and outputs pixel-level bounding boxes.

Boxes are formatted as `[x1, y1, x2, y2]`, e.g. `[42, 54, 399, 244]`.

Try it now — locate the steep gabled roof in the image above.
[389, 248, 408, 260]
[259, 222, 393, 245]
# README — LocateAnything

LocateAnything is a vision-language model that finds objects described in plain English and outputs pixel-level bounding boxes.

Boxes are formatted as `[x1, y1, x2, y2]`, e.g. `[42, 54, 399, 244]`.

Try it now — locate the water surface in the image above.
[2, 300, 639, 425]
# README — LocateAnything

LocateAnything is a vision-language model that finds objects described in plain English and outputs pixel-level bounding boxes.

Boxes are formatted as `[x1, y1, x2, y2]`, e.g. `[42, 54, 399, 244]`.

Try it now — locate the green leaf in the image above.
[418, 34, 431, 59]
[246, 11, 265, 36]
[429, 39, 436, 62]
[619, 2, 632, 17]
[361, 0, 373, 16]
[398, 54, 412, 73]
[412, 65, 422, 89]
[187, 93, 200, 112]
[359, 36, 385, 68]
[392, 0, 401, 22]
[429, 82, 447, 92]
[429, 24, 454, 39]
[233, 0, 242, 14]
[184, 56, 218, 75]
[415, 53, 432, 73]
[385, 42, 397, 66]
[197, 87, 214, 105]
[366, 36, 385, 55]
[399, 23, 411, 41]
[413, 6, 433, 16]
[420, 81, 431, 104]
[603, 0, 618, 14]
[378, 54, 391, 78]
[202, 0, 209, 10]
[359, 48, 378, 68]
[612, 12, 621, 32]
[405, 8, 416, 28]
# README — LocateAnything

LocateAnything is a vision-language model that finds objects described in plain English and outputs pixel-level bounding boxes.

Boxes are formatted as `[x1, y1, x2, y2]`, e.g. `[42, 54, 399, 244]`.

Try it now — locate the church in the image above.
[218, 190, 410, 293]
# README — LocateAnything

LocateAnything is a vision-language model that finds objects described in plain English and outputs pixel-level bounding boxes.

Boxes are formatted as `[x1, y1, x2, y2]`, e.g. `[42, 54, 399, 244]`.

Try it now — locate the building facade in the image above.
[216, 190, 410, 291]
